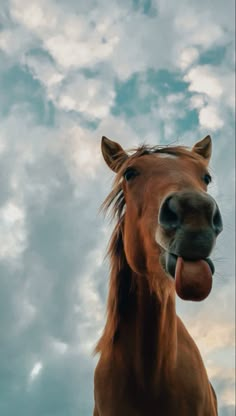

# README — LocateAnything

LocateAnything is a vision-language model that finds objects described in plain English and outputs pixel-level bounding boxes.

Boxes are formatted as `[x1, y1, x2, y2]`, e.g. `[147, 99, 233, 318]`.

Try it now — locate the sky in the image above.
[0, 0, 235, 415]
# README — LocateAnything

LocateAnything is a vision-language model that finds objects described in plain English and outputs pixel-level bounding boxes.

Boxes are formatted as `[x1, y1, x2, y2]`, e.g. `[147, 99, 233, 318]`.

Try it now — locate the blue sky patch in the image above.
[199, 46, 227, 66]
[0, 64, 55, 125]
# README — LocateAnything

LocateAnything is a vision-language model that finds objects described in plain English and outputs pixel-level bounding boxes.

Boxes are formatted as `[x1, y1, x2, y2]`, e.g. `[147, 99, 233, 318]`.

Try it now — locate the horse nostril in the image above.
[212, 205, 223, 235]
[159, 196, 180, 230]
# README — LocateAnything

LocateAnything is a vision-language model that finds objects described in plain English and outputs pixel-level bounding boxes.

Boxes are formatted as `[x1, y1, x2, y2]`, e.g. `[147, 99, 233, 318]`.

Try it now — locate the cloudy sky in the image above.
[0, 0, 235, 415]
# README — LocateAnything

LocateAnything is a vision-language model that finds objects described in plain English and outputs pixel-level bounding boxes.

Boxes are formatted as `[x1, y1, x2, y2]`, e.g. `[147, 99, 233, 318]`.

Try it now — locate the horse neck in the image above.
[119, 266, 177, 388]
[96, 222, 177, 387]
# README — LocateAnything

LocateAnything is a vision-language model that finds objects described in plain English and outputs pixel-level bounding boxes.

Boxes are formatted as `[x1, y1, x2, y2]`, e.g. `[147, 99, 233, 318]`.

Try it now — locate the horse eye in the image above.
[123, 168, 138, 182]
[203, 173, 212, 185]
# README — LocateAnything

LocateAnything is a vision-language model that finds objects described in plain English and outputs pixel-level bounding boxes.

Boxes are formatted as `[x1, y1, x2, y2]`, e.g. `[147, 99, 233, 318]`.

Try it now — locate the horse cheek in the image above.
[123, 218, 146, 274]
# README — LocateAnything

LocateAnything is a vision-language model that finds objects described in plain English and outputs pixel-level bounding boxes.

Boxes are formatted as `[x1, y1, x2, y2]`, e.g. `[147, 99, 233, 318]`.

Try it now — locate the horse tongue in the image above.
[175, 257, 212, 301]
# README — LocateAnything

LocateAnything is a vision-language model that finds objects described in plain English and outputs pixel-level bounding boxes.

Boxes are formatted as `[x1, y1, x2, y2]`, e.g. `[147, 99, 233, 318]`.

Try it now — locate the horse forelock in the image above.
[101, 144, 198, 222]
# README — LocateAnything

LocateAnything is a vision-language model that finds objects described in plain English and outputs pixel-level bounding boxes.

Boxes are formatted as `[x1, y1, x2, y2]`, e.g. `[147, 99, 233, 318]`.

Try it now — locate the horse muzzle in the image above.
[158, 191, 223, 301]
[159, 191, 222, 235]
[158, 190, 223, 257]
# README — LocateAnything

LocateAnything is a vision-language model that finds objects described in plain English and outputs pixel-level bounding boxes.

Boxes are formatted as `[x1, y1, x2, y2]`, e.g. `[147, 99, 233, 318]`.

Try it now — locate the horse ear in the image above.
[192, 135, 212, 164]
[101, 136, 128, 172]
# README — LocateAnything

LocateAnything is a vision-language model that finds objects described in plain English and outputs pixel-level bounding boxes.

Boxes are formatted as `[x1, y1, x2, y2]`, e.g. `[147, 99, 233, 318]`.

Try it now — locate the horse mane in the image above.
[95, 143, 197, 354]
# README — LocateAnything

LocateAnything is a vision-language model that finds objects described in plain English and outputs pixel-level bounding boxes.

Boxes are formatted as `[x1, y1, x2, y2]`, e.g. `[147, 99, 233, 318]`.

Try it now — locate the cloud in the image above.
[57, 74, 115, 119]
[29, 361, 43, 382]
[174, 11, 225, 48]
[0, 201, 27, 260]
[183, 63, 235, 131]
[45, 33, 118, 70]
[0, 0, 235, 415]
[220, 405, 236, 416]
[0, 108, 112, 415]
[184, 65, 223, 98]
[177, 47, 199, 70]
[199, 105, 224, 130]
[0, 27, 33, 57]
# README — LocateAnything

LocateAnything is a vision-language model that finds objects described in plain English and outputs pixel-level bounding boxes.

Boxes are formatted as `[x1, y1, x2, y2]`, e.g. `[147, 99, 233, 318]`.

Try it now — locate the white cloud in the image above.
[24, 54, 64, 88]
[199, 105, 224, 130]
[50, 338, 68, 355]
[23, 50, 115, 119]
[0, 201, 27, 260]
[15, 4, 47, 30]
[174, 5, 228, 49]
[220, 72, 235, 110]
[221, 383, 236, 407]
[0, 26, 34, 58]
[45, 34, 118, 70]
[177, 47, 199, 70]
[57, 74, 115, 119]
[56, 124, 102, 183]
[154, 94, 186, 121]
[184, 65, 223, 98]
[77, 273, 104, 354]
[191, 321, 235, 357]
[184, 65, 234, 133]
[189, 94, 206, 110]
[10, 0, 119, 73]
[5, 0, 234, 140]
[17, 299, 37, 332]
[29, 361, 43, 382]
[166, 93, 185, 104]
[10, 0, 58, 32]
[6, 0, 232, 87]
[191, 24, 223, 47]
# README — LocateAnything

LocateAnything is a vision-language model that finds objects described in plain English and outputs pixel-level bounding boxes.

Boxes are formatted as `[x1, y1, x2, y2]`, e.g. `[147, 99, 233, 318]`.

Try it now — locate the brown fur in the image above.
[94, 138, 218, 416]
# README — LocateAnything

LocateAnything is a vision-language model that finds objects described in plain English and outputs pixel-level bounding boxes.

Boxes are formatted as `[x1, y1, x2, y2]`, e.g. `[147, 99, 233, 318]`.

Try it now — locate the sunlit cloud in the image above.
[184, 66, 223, 98]
[29, 361, 43, 382]
[0, 201, 27, 260]
[199, 105, 224, 130]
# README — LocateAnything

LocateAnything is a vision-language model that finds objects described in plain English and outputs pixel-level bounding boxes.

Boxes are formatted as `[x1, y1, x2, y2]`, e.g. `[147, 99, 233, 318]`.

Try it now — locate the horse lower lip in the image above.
[165, 252, 177, 277]
[204, 258, 215, 274]
[165, 253, 215, 277]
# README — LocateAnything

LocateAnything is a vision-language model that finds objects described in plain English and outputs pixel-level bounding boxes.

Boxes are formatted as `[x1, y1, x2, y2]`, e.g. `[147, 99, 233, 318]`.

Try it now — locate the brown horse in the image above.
[94, 135, 222, 416]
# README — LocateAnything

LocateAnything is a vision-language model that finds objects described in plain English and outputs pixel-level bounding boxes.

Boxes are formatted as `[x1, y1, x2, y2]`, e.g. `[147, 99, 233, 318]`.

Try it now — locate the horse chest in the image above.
[95, 378, 206, 416]
[94, 344, 215, 416]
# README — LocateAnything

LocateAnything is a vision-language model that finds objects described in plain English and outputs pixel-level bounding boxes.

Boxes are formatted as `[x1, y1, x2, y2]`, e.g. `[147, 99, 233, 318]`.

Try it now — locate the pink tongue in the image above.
[175, 257, 213, 301]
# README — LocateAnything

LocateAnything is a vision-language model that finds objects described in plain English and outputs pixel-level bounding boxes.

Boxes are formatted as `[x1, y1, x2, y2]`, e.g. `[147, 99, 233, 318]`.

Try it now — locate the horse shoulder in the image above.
[94, 350, 129, 416]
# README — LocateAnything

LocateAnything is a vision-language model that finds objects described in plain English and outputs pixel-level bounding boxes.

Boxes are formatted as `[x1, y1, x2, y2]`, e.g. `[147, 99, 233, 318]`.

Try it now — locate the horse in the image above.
[93, 135, 222, 416]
